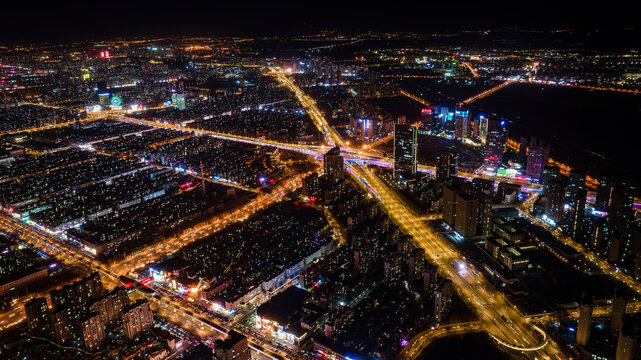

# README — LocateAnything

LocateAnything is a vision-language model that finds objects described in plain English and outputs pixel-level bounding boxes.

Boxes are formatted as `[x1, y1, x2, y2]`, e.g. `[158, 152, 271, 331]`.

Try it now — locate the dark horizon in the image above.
[2, 1, 640, 44]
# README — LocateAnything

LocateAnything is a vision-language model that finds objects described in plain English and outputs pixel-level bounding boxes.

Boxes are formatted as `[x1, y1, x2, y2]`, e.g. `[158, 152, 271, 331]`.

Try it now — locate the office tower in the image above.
[302, 172, 320, 197]
[436, 151, 458, 181]
[393, 124, 418, 180]
[545, 180, 566, 224]
[409, 248, 425, 284]
[616, 316, 639, 360]
[323, 147, 344, 184]
[477, 115, 488, 143]
[51, 308, 71, 342]
[595, 175, 613, 212]
[454, 110, 469, 140]
[455, 193, 478, 237]
[570, 189, 587, 240]
[577, 298, 593, 346]
[214, 330, 251, 360]
[442, 184, 460, 228]
[81, 312, 105, 349]
[541, 166, 561, 195]
[476, 194, 492, 237]
[566, 170, 586, 205]
[434, 280, 453, 322]
[482, 118, 506, 172]
[525, 138, 550, 180]
[611, 283, 627, 334]
[25, 297, 51, 336]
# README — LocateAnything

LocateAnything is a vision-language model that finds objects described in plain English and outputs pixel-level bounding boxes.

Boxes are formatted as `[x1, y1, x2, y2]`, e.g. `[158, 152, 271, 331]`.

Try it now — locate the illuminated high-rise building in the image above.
[525, 138, 550, 180]
[482, 119, 506, 172]
[570, 189, 587, 240]
[610, 181, 636, 229]
[434, 280, 452, 322]
[541, 166, 561, 195]
[546, 180, 566, 224]
[383, 256, 402, 285]
[81, 312, 105, 349]
[323, 147, 344, 184]
[566, 170, 586, 205]
[122, 299, 154, 339]
[51, 308, 72, 342]
[455, 193, 478, 237]
[302, 172, 321, 197]
[442, 184, 460, 228]
[453, 110, 469, 140]
[25, 297, 51, 336]
[577, 298, 593, 346]
[590, 218, 607, 255]
[476, 194, 492, 237]
[436, 151, 458, 181]
[409, 248, 425, 284]
[595, 175, 613, 212]
[393, 124, 417, 180]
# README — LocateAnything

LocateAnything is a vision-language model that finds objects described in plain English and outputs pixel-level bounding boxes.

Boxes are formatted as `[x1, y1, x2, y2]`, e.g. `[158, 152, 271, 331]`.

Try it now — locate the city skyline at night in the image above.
[1, 5, 641, 360]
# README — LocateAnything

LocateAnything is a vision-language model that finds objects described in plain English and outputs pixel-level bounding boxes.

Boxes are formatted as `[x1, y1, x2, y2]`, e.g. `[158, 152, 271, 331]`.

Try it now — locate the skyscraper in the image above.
[566, 170, 586, 205]
[393, 124, 417, 180]
[455, 193, 478, 237]
[595, 175, 613, 212]
[577, 298, 593, 346]
[525, 137, 550, 180]
[546, 180, 566, 224]
[482, 118, 506, 172]
[442, 184, 460, 228]
[323, 147, 344, 184]
[570, 189, 587, 240]
[476, 194, 492, 237]
[25, 297, 51, 336]
[453, 110, 469, 140]
[436, 151, 458, 181]
[541, 166, 561, 195]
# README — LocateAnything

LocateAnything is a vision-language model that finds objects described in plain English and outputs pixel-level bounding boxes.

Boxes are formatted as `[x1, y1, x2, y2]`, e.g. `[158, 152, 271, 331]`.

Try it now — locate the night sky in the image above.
[1, 1, 639, 42]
